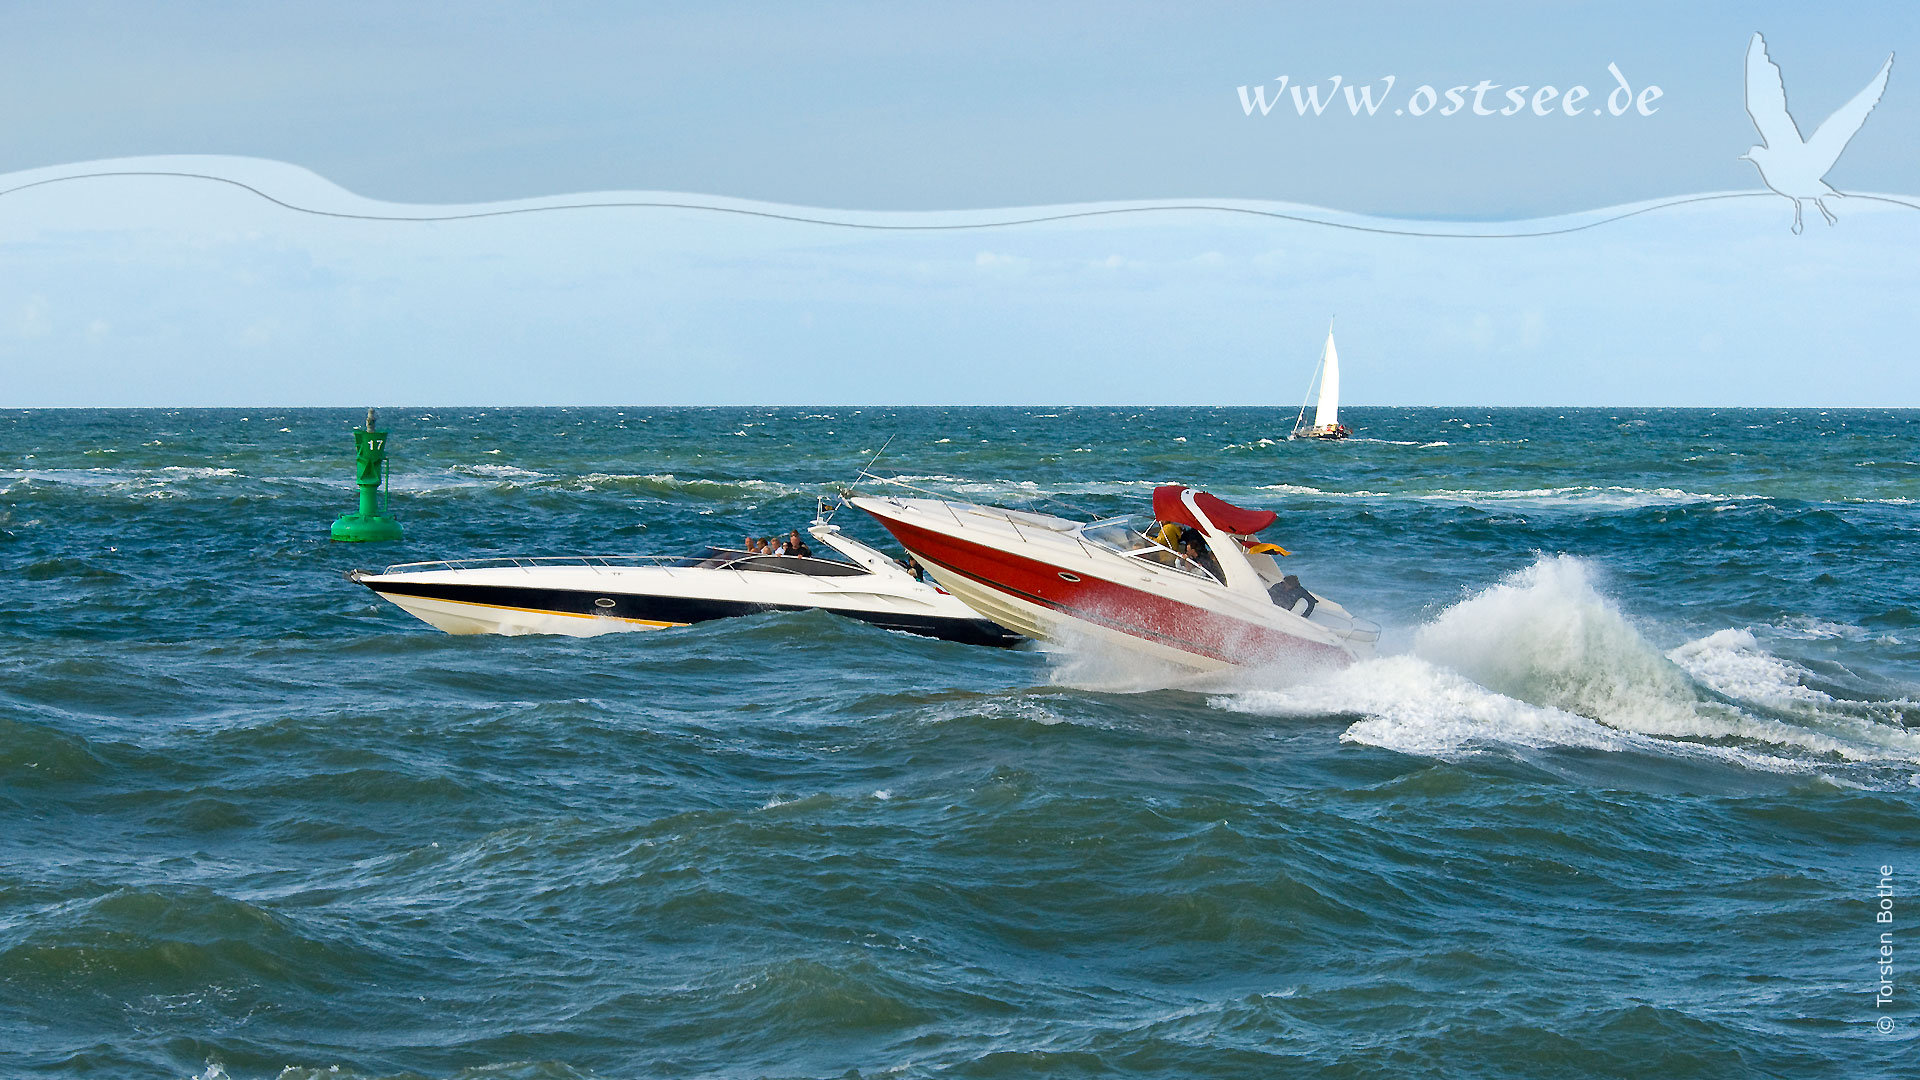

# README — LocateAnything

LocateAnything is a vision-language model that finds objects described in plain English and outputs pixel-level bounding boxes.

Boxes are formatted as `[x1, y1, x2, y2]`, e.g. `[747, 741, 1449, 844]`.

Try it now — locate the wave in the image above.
[394, 469, 808, 500]
[1212, 556, 1920, 777]
[447, 462, 546, 480]
[1251, 483, 1738, 509]
[0, 466, 244, 499]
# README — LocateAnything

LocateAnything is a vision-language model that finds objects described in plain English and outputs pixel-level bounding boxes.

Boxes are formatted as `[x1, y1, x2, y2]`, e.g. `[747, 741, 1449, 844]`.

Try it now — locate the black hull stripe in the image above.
[360, 579, 1023, 648]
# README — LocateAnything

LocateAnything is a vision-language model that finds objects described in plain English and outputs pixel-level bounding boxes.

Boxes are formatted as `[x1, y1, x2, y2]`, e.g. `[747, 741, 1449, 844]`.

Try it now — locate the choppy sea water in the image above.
[3, 406, 1917, 1079]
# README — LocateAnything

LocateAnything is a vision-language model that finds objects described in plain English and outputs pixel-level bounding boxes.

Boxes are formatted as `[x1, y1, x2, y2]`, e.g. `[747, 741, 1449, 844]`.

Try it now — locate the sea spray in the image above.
[1221, 554, 1920, 770]
[1411, 554, 1701, 733]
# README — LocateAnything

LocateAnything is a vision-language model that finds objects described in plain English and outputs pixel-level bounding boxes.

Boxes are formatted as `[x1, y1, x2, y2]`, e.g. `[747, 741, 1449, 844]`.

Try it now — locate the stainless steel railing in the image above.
[380, 554, 686, 574]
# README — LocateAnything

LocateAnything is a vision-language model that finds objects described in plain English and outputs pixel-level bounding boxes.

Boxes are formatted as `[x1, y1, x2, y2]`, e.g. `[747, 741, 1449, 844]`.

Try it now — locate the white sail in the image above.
[1312, 328, 1340, 430]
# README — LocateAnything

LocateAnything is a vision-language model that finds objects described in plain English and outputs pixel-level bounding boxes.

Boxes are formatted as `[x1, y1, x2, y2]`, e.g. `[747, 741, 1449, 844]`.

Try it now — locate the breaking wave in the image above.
[1215, 555, 1920, 776]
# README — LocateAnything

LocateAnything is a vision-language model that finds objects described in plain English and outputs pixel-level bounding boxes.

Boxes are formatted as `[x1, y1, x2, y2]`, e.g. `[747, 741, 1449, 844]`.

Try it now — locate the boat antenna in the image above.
[825, 432, 897, 520]
[851, 432, 897, 488]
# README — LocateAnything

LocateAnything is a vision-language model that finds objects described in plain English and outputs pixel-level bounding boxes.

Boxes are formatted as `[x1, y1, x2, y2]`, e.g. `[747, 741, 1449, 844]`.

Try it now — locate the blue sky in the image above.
[1, 2, 1915, 406]
[3, 1, 1912, 216]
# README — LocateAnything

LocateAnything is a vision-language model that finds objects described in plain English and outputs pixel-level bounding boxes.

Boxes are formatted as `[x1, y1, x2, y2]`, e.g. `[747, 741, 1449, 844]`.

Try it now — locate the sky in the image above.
[3, 0, 1915, 215]
[1, 1, 1916, 406]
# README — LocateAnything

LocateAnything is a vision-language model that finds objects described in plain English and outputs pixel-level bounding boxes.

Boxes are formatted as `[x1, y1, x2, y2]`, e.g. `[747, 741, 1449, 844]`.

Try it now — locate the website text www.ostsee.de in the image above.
[1237, 64, 1662, 118]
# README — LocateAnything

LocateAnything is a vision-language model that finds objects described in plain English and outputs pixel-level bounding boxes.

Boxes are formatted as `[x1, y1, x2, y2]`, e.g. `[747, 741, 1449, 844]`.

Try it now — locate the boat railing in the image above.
[858, 473, 1092, 534]
[380, 554, 688, 575]
[378, 551, 871, 578]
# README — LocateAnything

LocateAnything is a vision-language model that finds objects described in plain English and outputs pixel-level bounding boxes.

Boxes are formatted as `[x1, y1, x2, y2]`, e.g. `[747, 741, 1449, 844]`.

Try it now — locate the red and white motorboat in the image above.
[851, 483, 1379, 672]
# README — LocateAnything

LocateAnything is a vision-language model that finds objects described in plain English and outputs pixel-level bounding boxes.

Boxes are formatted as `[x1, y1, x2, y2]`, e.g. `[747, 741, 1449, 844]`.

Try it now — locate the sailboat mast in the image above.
[1290, 318, 1332, 438]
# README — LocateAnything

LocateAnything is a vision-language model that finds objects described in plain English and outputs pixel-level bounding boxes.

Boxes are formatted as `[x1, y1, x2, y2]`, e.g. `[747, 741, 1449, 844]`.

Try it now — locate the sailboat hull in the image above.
[1294, 425, 1350, 441]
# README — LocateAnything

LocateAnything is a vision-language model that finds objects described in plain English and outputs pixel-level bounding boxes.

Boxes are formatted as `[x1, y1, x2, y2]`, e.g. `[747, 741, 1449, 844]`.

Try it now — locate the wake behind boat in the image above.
[852, 482, 1378, 672]
[349, 521, 1021, 646]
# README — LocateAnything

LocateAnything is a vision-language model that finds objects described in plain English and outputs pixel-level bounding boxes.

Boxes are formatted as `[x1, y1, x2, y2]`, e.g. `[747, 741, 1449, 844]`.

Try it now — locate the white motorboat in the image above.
[851, 483, 1377, 672]
[1289, 320, 1351, 441]
[349, 522, 1021, 646]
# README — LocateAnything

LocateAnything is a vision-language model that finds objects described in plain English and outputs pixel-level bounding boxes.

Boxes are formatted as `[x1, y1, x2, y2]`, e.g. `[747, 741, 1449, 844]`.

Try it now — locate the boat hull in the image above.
[1291, 424, 1350, 441]
[349, 568, 1022, 646]
[858, 503, 1355, 672]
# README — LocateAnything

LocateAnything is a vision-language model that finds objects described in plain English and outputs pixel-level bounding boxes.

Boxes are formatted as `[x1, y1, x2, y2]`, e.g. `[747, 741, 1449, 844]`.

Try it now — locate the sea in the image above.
[3, 406, 1916, 1079]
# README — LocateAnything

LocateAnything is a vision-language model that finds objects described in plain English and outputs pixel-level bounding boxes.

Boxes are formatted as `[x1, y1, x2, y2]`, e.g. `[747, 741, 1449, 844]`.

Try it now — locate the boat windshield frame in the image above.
[1077, 516, 1222, 584]
[674, 547, 868, 577]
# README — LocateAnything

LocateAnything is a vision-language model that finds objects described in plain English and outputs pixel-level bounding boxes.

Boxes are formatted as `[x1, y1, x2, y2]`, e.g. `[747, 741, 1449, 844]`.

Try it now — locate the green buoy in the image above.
[330, 408, 404, 543]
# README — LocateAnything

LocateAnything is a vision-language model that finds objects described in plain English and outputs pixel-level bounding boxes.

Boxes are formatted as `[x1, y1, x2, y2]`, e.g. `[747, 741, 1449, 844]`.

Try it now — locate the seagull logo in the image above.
[1742, 32, 1894, 234]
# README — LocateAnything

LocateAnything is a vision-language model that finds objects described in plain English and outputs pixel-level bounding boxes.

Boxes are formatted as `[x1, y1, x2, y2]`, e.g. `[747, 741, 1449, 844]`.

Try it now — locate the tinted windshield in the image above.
[670, 546, 751, 568]
[670, 548, 867, 577]
[736, 555, 866, 577]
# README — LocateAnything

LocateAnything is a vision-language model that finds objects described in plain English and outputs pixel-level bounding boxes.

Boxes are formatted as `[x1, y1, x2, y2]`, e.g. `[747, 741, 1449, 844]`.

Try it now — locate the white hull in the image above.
[852, 488, 1377, 672]
[351, 524, 1020, 646]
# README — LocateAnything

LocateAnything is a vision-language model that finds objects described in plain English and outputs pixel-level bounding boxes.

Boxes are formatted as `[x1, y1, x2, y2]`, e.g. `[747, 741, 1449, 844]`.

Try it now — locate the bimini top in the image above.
[1151, 484, 1278, 536]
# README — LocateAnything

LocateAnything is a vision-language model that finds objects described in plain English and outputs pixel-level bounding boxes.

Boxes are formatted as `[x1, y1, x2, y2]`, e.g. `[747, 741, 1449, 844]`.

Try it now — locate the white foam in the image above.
[1215, 555, 1920, 773]
[1256, 483, 1329, 496]
[1668, 629, 1829, 705]
[1770, 616, 1869, 642]
[0, 466, 239, 487]
[1222, 655, 1637, 755]
[1040, 630, 1223, 695]
[449, 462, 545, 479]
[1251, 483, 1736, 508]
[1408, 556, 1694, 727]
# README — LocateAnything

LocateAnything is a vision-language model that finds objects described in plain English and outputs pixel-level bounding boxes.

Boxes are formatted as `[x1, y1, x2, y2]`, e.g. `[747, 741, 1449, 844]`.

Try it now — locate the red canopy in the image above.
[1151, 484, 1277, 535]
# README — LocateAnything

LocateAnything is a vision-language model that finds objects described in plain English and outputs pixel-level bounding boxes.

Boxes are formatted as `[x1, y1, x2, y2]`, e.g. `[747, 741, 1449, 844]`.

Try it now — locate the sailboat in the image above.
[1289, 320, 1351, 441]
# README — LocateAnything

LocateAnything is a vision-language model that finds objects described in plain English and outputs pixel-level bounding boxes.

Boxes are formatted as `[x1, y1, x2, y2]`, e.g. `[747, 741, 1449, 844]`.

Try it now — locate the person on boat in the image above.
[1181, 538, 1224, 583]
[1153, 521, 1184, 557]
[787, 529, 813, 559]
[1269, 574, 1317, 617]
[1148, 521, 1190, 565]
[767, 536, 787, 556]
[901, 556, 926, 582]
[742, 535, 758, 553]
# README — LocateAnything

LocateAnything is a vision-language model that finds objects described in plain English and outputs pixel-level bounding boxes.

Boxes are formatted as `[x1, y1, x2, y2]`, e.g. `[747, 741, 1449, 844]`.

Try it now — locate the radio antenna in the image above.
[852, 432, 897, 487]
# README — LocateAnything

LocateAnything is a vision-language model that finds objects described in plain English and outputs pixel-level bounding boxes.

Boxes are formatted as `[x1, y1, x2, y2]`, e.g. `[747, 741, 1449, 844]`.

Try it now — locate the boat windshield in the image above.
[671, 546, 751, 568]
[735, 555, 866, 577]
[670, 547, 866, 577]
[1080, 516, 1222, 584]
[1079, 516, 1162, 555]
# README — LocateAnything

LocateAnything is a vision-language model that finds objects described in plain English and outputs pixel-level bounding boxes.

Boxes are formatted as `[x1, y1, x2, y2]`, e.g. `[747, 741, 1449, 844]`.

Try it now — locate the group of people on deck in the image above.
[741, 529, 813, 559]
[1147, 519, 1316, 618]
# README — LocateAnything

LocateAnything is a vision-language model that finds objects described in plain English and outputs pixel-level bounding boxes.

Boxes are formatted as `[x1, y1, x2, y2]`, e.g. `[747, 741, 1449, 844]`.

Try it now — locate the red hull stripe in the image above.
[875, 514, 1344, 666]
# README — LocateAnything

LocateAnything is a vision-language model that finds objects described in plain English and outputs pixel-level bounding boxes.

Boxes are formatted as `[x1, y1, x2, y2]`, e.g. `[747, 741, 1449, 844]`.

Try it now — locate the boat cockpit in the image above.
[674, 547, 870, 577]
[1078, 516, 1224, 585]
